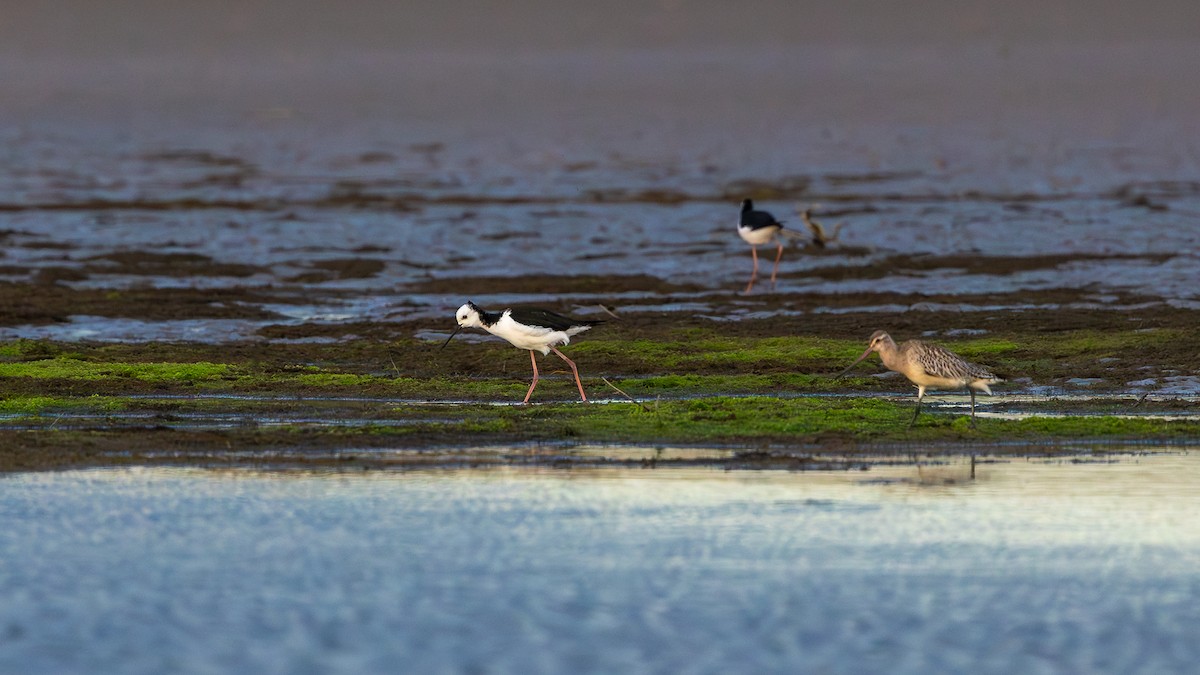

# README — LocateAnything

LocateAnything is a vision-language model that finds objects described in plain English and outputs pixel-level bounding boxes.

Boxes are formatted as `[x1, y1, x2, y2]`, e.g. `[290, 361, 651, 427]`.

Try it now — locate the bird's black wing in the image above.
[740, 209, 783, 230]
[508, 307, 602, 331]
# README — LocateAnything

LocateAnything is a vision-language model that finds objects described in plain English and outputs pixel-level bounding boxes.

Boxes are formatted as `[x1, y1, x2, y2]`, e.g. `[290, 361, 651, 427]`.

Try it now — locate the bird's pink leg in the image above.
[550, 347, 588, 402]
[770, 241, 784, 287]
[744, 246, 759, 293]
[522, 350, 540, 404]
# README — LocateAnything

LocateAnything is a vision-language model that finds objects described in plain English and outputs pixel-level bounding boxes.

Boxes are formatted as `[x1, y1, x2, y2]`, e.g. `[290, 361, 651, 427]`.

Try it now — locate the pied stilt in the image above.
[441, 301, 602, 403]
[737, 199, 804, 292]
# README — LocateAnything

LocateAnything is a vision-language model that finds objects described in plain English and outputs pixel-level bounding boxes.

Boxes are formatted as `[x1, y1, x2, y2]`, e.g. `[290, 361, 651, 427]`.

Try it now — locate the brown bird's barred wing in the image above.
[905, 340, 992, 381]
[966, 361, 1001, 381]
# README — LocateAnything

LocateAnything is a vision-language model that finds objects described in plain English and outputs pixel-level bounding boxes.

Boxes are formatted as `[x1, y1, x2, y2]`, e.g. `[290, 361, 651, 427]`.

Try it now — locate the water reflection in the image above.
[1, 453, 1197, 673]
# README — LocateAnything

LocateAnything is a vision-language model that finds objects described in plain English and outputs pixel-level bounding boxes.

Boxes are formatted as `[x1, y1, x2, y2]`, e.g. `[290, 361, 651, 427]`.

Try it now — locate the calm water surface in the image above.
[2, 453, 1199, 674]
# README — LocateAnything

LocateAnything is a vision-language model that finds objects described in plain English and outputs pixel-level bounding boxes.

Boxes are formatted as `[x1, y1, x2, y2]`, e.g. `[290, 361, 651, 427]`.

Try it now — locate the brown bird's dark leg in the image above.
[908, 388, 925, 428]
[968, 388, 978, 428]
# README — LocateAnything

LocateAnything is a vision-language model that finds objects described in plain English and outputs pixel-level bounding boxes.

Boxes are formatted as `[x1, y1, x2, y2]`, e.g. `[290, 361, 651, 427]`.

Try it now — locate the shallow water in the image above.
[2, 454, 1199, 674]
[3, 198, 1199, 344]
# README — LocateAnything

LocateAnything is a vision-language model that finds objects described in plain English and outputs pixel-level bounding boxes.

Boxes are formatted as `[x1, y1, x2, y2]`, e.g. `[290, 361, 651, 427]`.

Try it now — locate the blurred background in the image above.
[5, 0, 1200, 191]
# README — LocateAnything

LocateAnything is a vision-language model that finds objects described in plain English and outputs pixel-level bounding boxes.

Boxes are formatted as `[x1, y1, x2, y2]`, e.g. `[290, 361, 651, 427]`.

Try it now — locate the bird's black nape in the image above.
[467, 301, 503, 327]
[741, 199, 754, 212]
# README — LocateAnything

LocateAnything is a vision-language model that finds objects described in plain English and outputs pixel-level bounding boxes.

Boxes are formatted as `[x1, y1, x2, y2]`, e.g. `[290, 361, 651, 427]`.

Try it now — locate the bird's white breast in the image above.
[738, 223, 779, 245]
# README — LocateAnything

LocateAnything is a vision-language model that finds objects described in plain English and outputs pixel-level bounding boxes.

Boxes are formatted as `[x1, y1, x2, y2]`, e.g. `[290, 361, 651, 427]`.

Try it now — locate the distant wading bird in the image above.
[737, 199, 806, 292]
[441, 301, 602, 403]
[836, 330, 1003, 427]
[799, 206, 847, 248]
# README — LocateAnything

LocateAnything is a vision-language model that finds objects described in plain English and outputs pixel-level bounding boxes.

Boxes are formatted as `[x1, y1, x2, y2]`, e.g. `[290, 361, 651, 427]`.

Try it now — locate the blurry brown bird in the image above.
[799, 206, 847, 248]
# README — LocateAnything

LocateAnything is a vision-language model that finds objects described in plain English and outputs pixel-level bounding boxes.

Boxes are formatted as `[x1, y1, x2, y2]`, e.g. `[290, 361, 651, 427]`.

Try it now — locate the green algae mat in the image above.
[2, 330, 1197, 471]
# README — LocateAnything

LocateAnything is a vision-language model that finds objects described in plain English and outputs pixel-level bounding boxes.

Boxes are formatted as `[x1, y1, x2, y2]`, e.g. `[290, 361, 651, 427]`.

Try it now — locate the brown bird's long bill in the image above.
[835, 347, 874, 379]
[439, 326, 462, 350]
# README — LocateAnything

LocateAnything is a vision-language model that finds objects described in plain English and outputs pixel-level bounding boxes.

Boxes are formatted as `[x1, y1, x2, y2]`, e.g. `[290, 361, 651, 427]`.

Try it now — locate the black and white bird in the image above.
[441, 301, 602, 404]
[737, 199, 804, 292]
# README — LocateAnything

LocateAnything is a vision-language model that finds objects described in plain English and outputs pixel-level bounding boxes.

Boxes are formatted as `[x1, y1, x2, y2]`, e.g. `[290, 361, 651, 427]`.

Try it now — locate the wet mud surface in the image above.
[4, 189, 1200, 473]
[4, 192, 1200, 473]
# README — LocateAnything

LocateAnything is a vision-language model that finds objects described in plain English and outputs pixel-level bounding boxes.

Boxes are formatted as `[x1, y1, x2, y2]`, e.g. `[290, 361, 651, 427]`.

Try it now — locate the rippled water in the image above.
[2, 454, 1198, 674]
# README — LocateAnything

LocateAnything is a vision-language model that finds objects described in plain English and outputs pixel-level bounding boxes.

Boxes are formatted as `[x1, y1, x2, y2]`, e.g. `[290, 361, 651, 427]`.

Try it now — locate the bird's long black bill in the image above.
[834, 348, 873, 379]
[439, 326, 462, 350]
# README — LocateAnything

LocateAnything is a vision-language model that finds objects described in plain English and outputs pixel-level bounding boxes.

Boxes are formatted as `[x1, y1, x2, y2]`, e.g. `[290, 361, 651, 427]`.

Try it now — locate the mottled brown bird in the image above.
[837, 330, 1003, 427]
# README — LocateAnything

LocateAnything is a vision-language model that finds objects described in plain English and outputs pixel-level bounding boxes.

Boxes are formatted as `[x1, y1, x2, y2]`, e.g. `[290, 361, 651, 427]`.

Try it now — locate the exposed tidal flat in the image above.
[1, 326, 1198, 471]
